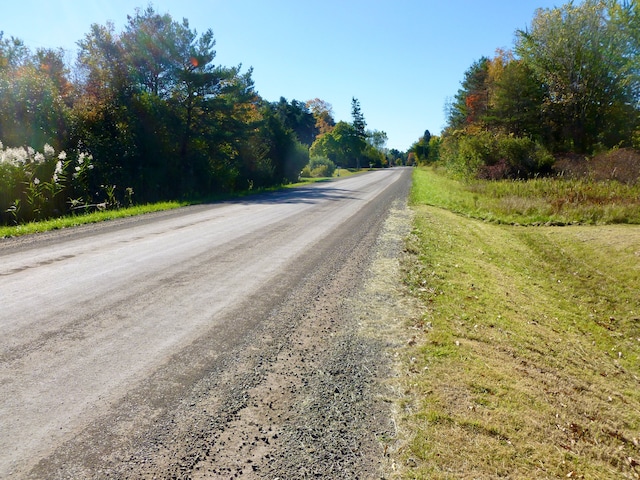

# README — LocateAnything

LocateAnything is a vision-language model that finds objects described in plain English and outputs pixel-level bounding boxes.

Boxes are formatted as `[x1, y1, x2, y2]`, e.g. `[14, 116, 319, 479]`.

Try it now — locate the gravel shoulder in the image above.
[8, 169, 416, 479]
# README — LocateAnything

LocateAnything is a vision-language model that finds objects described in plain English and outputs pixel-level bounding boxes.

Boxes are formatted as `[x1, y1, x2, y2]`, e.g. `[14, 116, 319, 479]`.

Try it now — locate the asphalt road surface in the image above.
[0, 167, 413, 479]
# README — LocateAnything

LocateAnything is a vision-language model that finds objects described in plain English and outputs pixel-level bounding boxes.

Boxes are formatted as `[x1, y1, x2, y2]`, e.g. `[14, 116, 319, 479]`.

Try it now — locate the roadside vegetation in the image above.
[410, 167, 640, 226]
[409, 1, 640, 187]
[399, 167, 640, 478]
[400, 7, 640, 473]
[1, 9, 395, 228]
[0, 201, 185, 239]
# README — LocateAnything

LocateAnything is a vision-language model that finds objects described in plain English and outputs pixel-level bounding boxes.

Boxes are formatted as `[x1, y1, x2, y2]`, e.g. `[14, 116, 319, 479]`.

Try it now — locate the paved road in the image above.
[0, 168, 412, 478]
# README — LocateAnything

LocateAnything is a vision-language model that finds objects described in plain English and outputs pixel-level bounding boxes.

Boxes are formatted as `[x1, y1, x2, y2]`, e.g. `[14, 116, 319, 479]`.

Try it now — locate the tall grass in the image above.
[411, 167, 640, 225]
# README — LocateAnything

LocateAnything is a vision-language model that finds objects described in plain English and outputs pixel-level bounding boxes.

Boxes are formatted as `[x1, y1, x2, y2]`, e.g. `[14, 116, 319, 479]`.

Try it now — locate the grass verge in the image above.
[399, 168, 640, 478]
[0, 202, 186, 238]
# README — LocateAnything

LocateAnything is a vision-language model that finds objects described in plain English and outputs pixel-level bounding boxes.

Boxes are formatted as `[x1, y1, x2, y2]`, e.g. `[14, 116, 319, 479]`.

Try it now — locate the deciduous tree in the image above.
[516, 0, 638, 152]
[306, 98, 335, 137]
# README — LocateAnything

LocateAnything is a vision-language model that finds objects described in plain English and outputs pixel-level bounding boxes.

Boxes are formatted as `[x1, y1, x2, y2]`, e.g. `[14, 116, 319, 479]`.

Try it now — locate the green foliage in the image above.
[0, 7, 386, 227]
[427, 136, 441, 163]
[310, 121, 359, 168]
[284, 139, 310, 182]
[0, 60, 71, 151]
[433, 0, 640, 180]
[387, 148, 407, 166]
[446, 57, 490, 130]
[350, 97, 368, 168]
[411, 130, 441, 165]
[485, 59, 545, 139]
[0, 32, 30, 70]
[72, 6, 264, 201]
[350, 97, 366, 138]
[516, 0, 639, 153]
[0, 142, 104, 224]
[363, 143, 386, 168]
[252, 104, 309, 185]
[272, 97, 318, 146]
[440, 130, 553, 180]
[301, 156, 336, 178]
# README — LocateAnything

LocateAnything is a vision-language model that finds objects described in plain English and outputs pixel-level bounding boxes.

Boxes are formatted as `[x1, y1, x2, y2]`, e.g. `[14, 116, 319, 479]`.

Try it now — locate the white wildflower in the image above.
[75, 165, 81, 172]
[52, 160, 63, 183]
[5, 147, 28, 166]
[34, 152, 45, 164]
[27, 146, 35, 156]
[77, 154, 84, 165]
[44, 143, 55, 157]
[2, 149, 12, 165]
[58, 151, 67, 160]
[88, 164, 94, 170]
[33, 177, 40, 185]
[18, 148, 28, 164]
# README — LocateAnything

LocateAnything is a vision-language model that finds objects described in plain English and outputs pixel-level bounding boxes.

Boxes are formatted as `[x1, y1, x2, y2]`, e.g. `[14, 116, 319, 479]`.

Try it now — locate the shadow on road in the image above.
[223, 184, 360, 206]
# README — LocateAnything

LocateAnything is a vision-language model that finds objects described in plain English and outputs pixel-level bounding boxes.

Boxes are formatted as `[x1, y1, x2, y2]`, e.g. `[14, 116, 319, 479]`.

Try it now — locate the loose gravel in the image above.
[24, 170, 417, 479]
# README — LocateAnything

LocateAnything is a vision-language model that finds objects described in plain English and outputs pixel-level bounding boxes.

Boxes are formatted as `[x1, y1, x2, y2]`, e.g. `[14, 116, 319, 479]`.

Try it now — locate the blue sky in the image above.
[2, 1, 566, 151]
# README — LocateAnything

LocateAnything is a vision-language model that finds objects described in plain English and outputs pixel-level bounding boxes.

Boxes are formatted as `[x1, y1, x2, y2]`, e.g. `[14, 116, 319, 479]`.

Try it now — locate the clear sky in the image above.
[2, 0, 567, 151]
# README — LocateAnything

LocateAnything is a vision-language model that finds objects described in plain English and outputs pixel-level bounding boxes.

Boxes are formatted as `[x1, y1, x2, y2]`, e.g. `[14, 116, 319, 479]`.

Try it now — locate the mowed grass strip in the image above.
[399, 168, 640, 479]
[0, 201, 185, 238]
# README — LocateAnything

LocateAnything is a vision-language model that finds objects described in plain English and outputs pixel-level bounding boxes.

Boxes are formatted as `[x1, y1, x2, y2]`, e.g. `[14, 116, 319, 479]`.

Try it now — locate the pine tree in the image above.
[351, 97, 367, 169]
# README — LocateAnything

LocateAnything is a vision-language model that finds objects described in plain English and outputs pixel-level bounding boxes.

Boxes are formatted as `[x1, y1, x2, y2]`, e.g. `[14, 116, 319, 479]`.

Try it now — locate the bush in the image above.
[554, 148, 640, 185]
[306, 156, 336, 178]
[283, 139, 310, 183]
[441, 130, 553, 180]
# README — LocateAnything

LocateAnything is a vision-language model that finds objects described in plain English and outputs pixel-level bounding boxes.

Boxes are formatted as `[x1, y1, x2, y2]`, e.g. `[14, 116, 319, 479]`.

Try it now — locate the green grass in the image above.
[0, 201, 187, 238]
[399, 167, 640, 479]
[411, 166, 640, 225]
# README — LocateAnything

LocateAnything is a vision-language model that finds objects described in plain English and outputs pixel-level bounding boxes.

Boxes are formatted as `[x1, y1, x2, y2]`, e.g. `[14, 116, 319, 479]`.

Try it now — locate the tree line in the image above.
[0, 6, 391, 225]
[411, 0, 640, 180]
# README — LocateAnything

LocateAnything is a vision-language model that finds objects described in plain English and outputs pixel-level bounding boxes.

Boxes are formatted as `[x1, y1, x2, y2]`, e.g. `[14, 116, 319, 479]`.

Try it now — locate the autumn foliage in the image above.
[431, 0, 640, 181]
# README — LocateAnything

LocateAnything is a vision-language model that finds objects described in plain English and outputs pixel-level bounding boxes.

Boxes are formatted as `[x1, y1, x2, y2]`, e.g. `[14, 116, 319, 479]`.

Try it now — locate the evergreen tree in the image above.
[350, 97, 367, 168]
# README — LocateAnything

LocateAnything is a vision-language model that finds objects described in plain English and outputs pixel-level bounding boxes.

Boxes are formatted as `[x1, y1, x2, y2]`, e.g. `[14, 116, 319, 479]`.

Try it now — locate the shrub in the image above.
[300, 165, 313, 178]
[441, 130, 553, 180]
[553, 148, 640, 185]
[283, 139, 310, 183]
[308, 156, 336, 178]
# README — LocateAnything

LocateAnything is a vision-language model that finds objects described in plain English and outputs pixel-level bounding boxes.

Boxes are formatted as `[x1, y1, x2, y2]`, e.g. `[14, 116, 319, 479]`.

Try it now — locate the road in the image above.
[0, 167, 412, 479]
